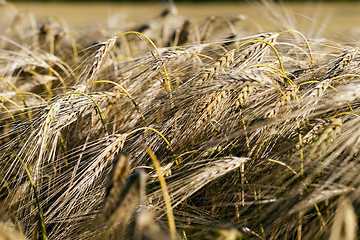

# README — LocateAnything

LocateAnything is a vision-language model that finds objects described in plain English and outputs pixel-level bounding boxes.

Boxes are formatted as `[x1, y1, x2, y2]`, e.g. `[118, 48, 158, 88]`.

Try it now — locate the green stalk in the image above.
[63, 92, 108, 137]
[0, 151, 47, 240]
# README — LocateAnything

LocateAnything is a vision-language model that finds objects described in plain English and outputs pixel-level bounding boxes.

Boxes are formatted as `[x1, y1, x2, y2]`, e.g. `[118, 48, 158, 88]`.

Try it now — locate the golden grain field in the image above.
[1, 1, 360, 240]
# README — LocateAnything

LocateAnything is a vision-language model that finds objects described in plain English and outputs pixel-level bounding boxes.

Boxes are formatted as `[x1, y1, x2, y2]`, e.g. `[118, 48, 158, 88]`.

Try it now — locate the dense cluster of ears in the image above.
[0, 1, 360, 240]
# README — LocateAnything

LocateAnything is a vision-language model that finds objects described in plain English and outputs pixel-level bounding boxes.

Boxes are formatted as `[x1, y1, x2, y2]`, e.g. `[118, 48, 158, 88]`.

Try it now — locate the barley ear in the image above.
[329, 197, 357, 240]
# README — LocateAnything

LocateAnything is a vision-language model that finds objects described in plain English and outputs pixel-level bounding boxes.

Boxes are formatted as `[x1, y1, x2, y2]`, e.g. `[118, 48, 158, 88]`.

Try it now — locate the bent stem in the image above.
[330, 74, 360, 81]
[278, 30, 314, 75]
[0, 97, 26, 121]
[0, 103, 15, 121]
[62, 92, 108, 137]
[116, 31, 172, 91]
[145, 147, 176, 240]
[0, 77, 32, 120]
[127, 127, 176, 163]
[87, 80, 145, 121]
[29, 71, 53, 99]
[0, 97, 25, 113]
[271, 83, 289, 102]
[188, 52, 214, 61]
[332, 112, 360, 119]
[235, 39, 285, 75]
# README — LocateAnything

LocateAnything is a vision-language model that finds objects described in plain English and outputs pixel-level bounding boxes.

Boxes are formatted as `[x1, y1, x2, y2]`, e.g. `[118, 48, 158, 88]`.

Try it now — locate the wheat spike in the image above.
[87, 37, 116, 83]
[102, 169, 147, 238]
[233, 32, 280, 68]
[307, 118, 343, 159]
[325, 47, 359, 78]
[102, 152, 130, 219]
[148, 157, 249, 210]
[199, 49, 234, 83]
[234, 85, 255, 109]
[128, 208, 170, 240]
[329, 197, 357, 240]
[267, 85, 298, 118]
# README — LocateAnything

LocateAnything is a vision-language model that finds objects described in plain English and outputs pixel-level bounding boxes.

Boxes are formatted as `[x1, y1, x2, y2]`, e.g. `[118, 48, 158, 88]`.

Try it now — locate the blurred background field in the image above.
[6, 2, 360, 40]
